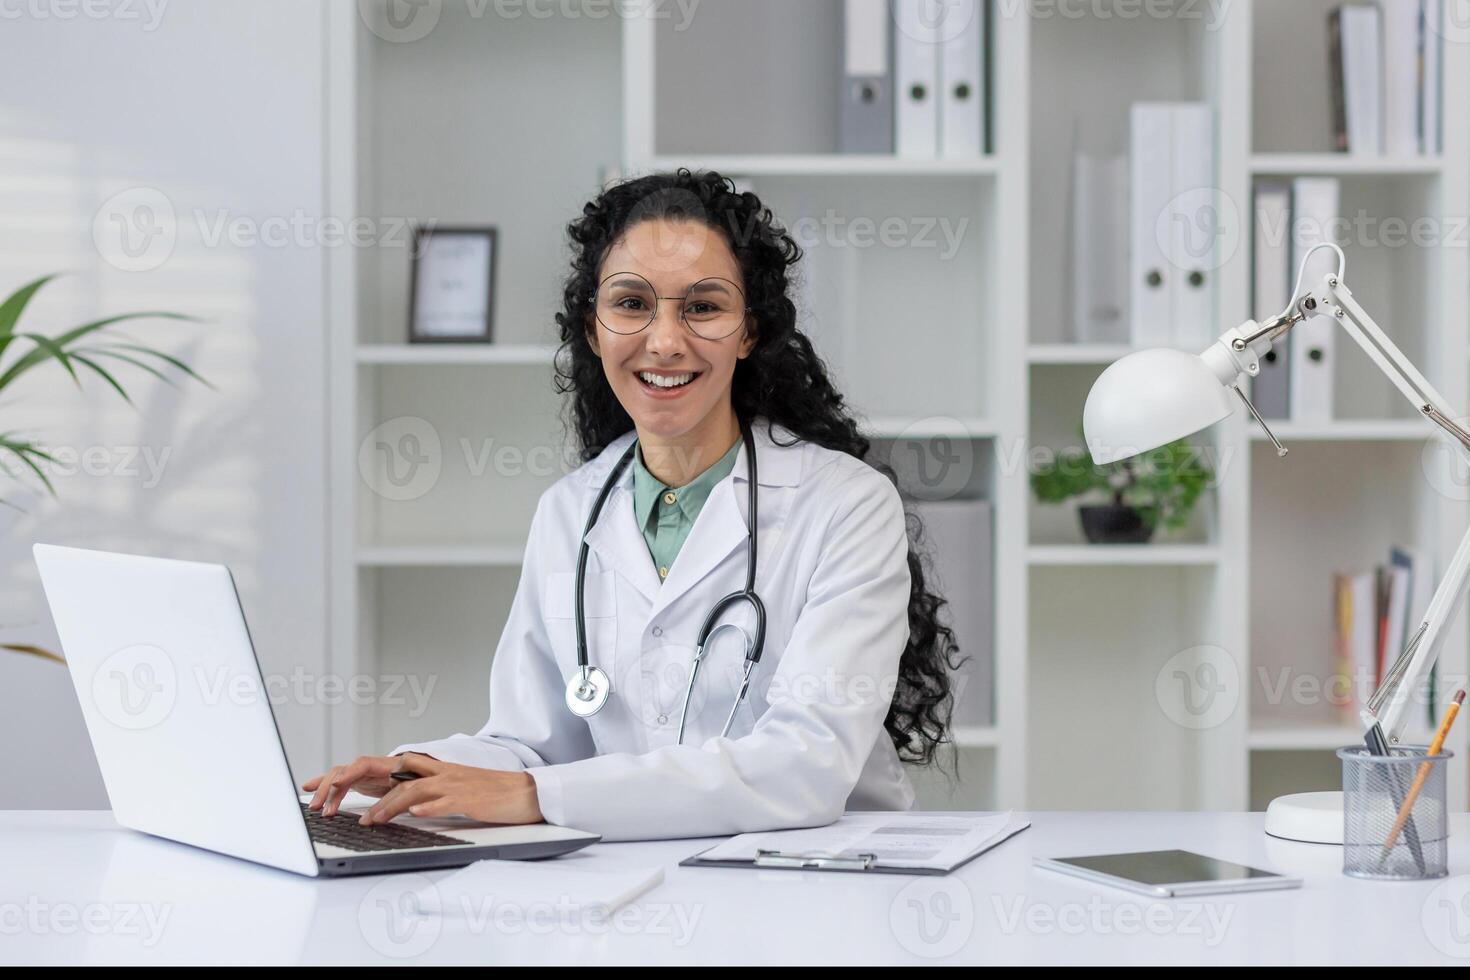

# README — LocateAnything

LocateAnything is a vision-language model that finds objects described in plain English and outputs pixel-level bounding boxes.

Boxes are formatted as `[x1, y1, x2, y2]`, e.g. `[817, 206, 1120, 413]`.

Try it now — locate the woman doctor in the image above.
[305, 170, 960, 841]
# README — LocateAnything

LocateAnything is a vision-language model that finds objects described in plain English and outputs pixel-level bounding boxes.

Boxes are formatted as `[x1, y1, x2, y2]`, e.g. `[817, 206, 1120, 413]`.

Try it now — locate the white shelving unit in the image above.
[1026, 545, 1223, 567]
[1026, 343, 1134, 365]
[355, 546, 526, 568]
[326, 1, 1470, 813]
[356, 345, 558, 367]
[646, 154, 1000, 177]
[1245, 420, 1432, 442]
[1249, 153, 1447, 176]
[325, 0, 626, 756]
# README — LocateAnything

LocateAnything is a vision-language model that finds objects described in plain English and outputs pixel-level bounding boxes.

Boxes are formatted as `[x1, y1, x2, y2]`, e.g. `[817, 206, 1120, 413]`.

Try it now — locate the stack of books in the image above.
[1329, 1, 1443, 156]
[1333, 546, 1436, 722]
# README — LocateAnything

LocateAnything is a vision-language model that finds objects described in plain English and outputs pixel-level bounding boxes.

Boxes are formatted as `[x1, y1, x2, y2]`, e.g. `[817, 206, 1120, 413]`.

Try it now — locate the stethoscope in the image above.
[564, 421, 767, 744]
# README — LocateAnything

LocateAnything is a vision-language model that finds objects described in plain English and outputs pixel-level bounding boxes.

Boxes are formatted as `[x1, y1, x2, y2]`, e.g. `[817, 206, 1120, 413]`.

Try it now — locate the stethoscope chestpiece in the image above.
[568, 422, 765, 738]
[565, 664, 611, 718]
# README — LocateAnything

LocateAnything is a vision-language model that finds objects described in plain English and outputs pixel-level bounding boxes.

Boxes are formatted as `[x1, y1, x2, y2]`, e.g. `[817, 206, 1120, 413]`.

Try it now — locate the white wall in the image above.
[0, 0, 329, 807]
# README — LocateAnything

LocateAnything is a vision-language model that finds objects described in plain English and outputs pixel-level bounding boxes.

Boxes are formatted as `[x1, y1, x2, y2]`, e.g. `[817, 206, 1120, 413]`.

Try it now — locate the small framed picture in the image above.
[408, 226, 497, 343]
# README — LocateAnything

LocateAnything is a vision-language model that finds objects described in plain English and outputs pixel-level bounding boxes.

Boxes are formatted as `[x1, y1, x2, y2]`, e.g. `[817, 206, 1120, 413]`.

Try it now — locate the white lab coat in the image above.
[391, 420, 916, 841]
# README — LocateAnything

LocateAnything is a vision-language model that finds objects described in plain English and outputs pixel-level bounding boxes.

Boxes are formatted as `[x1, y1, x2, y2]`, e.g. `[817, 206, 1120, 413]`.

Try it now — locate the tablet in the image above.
[1035, 849, 1302, 898]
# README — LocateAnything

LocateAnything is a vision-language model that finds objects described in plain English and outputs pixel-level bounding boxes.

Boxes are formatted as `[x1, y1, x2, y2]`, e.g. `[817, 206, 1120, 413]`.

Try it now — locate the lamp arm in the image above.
[1227, 246, 1468, 449]
[1371, 525, 1470, 743]
[1232, 295, 1463, 440]
[1220, 257, 1470, 744]
[1324, 277, 1470, 451]
[1316, 274, 1470, 743]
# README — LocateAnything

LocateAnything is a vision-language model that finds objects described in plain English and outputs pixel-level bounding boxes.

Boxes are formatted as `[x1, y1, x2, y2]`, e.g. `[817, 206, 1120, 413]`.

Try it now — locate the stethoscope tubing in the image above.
[571, 420, 766, 740]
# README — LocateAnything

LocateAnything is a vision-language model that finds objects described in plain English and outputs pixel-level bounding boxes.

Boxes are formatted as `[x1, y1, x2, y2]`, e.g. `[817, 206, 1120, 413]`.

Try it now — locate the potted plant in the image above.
[1030, 436, 1213, 544]
[0, 274, 205, 664]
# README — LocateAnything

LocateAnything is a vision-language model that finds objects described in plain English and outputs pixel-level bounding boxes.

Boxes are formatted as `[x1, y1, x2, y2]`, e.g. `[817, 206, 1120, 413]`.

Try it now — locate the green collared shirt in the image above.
[631, 436, 742, 583]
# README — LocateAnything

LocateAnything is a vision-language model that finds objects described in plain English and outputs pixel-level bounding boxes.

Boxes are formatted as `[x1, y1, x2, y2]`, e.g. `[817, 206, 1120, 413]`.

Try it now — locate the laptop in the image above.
[33, 543, 600, 877]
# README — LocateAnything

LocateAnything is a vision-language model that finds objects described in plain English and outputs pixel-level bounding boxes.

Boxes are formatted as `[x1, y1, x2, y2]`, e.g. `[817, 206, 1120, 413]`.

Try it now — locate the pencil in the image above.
[1380, 690, 1464, 861]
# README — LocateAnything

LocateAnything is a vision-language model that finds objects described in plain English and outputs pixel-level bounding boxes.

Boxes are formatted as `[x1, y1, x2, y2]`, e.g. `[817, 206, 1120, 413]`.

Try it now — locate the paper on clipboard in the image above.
[696, 811, 1027, 872]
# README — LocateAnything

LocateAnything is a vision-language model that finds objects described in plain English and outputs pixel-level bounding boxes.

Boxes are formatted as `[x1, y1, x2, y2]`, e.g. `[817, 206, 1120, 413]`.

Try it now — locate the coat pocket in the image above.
[541, 570, 617, 675]
[543, 569, 617, 618]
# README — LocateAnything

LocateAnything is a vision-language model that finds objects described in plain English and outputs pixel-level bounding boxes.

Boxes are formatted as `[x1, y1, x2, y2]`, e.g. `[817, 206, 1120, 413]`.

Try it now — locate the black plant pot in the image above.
[1078, 504, 1154, 544]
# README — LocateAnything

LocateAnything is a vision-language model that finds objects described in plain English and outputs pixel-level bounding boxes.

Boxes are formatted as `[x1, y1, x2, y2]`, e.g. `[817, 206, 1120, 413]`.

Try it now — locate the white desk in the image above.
[6, 810, 1470, 964]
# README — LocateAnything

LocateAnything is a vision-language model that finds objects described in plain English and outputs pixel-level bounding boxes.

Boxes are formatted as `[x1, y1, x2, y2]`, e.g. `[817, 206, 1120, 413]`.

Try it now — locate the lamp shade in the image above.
[1082, 348, 1235, 464]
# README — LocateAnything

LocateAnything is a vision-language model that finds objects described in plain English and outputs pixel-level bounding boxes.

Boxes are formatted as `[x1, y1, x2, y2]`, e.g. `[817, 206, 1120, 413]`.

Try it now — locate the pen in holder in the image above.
[1338, 744, 1452, 880]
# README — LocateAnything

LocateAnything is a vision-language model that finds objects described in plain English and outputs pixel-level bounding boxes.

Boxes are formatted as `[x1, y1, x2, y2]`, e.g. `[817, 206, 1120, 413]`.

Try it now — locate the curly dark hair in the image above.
[553, 168, 961, 766]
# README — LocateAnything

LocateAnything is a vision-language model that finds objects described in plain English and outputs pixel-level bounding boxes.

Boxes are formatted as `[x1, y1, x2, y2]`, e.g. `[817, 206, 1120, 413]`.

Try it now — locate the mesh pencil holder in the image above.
[1337, 744, 1452, 881]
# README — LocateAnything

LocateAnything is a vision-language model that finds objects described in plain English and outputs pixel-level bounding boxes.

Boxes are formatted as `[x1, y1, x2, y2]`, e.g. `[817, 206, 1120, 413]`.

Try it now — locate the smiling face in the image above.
[588, 217, 756, 452]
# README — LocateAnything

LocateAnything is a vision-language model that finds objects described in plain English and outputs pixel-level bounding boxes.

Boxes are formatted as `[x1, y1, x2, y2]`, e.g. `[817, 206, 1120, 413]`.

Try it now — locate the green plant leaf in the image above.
[0, 312, 198, 392]
[78, 347, 178, 387]
[0, 274, 59, 358]
[1030, 447, 1110, 503]
[0, 434, 58, 465]
[13, 332, 79, 386]
[0, 278, 205, 504]
[1030, 431, 1216, 537]
[70, 353, 134, 406]
[102, 341, 212, 389]
[0, 437, 57, 496]
[48, 311, 199, 349]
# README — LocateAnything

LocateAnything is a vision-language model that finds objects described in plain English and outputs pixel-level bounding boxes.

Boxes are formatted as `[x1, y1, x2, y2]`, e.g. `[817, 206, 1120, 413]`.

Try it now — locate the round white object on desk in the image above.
[1264, 790, 1345, 844]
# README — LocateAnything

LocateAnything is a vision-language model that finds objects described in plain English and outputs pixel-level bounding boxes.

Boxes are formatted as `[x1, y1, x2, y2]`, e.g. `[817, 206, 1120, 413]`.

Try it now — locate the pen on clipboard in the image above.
[1380, 690, 1464, 865]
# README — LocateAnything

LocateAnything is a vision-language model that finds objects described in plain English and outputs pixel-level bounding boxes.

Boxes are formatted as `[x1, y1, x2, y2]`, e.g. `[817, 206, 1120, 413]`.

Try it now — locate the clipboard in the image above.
[680, 819, 1030, 877]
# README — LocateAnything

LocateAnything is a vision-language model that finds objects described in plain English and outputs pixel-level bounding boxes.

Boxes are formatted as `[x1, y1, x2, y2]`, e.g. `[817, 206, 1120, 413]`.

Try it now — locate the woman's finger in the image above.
[407, 796, 454, 819]
[307, 767, 341, 812]
[324, 757, 375, 816]
[361, 780, 435, 826]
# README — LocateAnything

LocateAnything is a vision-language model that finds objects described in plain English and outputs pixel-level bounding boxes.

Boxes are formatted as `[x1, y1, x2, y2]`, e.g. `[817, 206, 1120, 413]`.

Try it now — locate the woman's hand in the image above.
[356, 753, 544, 827]
[302, 755, 403, 817]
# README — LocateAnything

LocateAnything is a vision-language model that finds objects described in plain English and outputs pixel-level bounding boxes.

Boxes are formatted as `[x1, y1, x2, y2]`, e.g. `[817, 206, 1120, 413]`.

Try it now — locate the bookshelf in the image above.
[326, 0, 1470, 813]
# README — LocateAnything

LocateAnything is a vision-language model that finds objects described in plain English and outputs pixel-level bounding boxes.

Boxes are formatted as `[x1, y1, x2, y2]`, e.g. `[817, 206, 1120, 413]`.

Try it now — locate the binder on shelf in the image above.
[983, 0, 994, 154]
[1389, 545, 1439, 726]
[913, 498, 993, 727]
[1382, 0, 1421, 156]
[894, 0, 940, 158]
[1422, 0, 1443, 154]
[1070, 153, 1129, 344]
[1353, 571, 1378, 711]
[1381, 563, 1412, 688]
[840, 0, 893, 154]
[1168, 103, 1215, 350]
[1251, 179, 1292, 419]
[1287, 177, 1339, 423]
[939, 0, 986, 159]
[1329, 4, 1383, 155]
[1390, 546, 1434, 645]
[1129, 103, 1216, 349]
[1328, 8, 1346, 152]
[1129, 103, 1174, 347]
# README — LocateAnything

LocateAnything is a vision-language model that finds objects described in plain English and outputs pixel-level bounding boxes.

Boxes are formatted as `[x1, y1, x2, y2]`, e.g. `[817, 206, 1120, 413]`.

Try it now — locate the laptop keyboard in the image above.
[301, 803, 474, 852]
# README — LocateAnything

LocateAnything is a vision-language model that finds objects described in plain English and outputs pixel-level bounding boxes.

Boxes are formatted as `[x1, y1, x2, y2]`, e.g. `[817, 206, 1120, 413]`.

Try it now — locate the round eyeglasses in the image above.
[593, 272, 751, 341]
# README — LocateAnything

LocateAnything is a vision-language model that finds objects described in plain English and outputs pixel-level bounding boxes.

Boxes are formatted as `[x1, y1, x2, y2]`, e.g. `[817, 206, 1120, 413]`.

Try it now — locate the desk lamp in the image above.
[1083, 242, 1470, 843]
